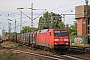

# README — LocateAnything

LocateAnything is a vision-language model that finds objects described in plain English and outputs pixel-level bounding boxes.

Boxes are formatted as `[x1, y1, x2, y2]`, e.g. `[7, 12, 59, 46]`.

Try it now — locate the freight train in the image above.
[7, 28, 70, 50]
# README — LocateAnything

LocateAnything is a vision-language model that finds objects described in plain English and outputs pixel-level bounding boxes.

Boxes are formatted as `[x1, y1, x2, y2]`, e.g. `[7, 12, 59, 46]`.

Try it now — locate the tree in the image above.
[38, 16, 44, 30]
[70, 21, 77, 35]
[38, 11, 64, 29]
[20, 26, 38, 33]
[65, 21, 77, 35]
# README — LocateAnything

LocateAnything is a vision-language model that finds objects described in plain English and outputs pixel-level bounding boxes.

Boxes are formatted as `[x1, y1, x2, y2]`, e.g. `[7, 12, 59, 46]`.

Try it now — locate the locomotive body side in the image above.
[36, 28, 70, 50]
[36, 29, 54, 49]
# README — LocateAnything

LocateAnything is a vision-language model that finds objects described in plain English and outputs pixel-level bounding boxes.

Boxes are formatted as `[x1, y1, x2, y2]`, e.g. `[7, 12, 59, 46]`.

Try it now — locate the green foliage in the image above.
[38, 11, 64, 30]
[20, 26, 38, 33]
[38, 16, 44, 30]
[65, 21, 77, 35]
[58, 20, 65, 28]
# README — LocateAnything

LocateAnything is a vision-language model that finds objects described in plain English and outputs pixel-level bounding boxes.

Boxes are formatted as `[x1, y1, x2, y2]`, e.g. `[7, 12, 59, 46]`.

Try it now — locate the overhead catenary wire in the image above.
[60, 8, 75, 13]
[17, 8, 32, 20]
[33, 9, 47, 20]
[0, 0, 86, 33]
[48, 1, 84, 12]
[35, 0, 55, 7]
[11, 21, 28, 29]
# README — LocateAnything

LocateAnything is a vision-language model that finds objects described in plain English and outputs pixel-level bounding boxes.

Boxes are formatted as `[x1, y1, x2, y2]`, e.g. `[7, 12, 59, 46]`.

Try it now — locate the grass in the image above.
[0, 51, 43, 60]
[0, 41, 30, 60]
[0, 52, 13, 60]
[1, 41, 29, 50]
[1, 42, 18, 48]
[0, 52, 26, 60]
[0, 41, 47, 60]
[70, 43, 90, 48]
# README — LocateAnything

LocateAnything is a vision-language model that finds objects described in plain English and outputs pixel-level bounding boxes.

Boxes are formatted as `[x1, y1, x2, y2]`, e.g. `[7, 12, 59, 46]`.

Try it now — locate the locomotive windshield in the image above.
[54, 30, 68, 36]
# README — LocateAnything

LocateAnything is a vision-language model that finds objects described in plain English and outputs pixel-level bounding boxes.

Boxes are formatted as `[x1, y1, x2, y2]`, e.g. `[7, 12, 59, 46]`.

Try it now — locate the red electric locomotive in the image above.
[36, 28, 70, 50]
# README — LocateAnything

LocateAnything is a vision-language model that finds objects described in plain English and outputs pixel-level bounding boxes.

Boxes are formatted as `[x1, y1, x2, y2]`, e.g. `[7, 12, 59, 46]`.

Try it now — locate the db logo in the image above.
[74, 38, 82, 44]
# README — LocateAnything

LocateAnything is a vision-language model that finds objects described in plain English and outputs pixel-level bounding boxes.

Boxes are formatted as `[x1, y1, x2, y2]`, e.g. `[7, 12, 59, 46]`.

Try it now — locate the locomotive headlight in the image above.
[54, 43, 58, 45]
[66, 43, 68, 45]
[54, 39, 59, 41]
[64, 39, 68, 41]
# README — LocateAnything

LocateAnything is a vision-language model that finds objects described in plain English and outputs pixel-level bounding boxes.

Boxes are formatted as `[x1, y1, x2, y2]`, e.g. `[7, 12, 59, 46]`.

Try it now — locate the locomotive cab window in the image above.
[54, 31, 68, 36]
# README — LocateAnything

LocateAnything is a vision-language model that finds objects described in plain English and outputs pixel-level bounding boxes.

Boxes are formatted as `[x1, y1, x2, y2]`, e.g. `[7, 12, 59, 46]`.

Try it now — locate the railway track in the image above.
[0, 44, 69, 60]
[0, 41, 90, 60]
[0, 45, 85, 60]
[7, 48, 86, 60]
[64, 48, 90, 60]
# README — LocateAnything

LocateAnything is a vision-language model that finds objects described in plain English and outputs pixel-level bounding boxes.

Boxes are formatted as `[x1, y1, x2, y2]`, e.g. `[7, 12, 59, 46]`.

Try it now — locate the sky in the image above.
[0, 0, 88, 32]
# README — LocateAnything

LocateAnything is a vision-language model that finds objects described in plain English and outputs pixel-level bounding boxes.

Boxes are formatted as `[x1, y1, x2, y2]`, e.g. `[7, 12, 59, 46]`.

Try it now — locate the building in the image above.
[75, 5, 90, 36]
[0, 29, 5, 38]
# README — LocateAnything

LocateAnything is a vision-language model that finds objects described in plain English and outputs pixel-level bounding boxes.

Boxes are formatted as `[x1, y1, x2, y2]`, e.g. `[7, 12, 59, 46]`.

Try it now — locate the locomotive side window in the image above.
[54, 31, 68, 36]
[50, 32, 51, 36]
